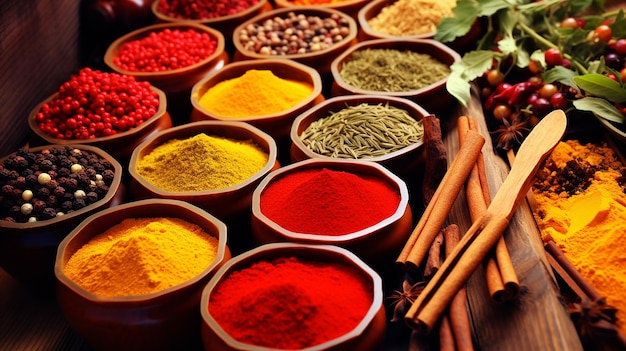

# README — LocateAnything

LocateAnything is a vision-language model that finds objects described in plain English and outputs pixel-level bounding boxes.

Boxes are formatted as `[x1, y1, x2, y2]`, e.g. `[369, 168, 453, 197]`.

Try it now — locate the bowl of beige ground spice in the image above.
[55, 198, 231, 351]
[330, 38, 461, 116]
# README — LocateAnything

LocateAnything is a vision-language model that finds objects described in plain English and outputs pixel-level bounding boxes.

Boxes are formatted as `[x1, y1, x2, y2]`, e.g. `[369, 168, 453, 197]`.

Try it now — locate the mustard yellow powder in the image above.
[367, 0, 457, 36]
[64, 217, 220, 297]
[533, 140, 626, 335]
[198, 69, 314, 118]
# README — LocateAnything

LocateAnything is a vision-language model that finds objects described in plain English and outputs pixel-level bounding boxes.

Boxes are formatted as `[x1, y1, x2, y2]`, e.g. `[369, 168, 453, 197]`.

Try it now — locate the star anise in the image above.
[491, 114, 530, 151]
[386, 279, 427, 322]
[569, 297, 625, 348]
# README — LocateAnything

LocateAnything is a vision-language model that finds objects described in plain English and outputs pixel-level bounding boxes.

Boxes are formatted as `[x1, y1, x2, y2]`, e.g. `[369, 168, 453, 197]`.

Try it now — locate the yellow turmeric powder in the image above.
[136, 132, 269, 192]
[198, 70, 314, 118]
[532, 139, 626, 335]
[64, 217, 220, 297]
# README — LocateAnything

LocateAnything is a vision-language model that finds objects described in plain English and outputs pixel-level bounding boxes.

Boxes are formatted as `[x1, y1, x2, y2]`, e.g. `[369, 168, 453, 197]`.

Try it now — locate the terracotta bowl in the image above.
[128, 121, 280, 223]
[55, 199, 231, 351]
[200, 243, 387, 351]
[232, 7, 358, 76]
[28, 85, 172, 163]
[0, 144, 125, 291]
[290, 94, 427, 178]
[250, 159, 413, 264]
[273, 0, 369, 19]
[104, 22, 229, 94]
[358, 0, 441, 41]
[190, 59, 325, 148]
[330, 38, 461, 115]
[151, 0, 272, 51]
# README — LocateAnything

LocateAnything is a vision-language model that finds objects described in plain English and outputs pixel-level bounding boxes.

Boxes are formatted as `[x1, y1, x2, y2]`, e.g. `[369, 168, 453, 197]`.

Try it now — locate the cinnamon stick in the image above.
[397, 130, 485, 269]
[424, 231, 444, 278]
[459, 115, 519, 302]
[439, 315, 456, 351]
[421, 115, 448, 207]
[544, 241, 602, 302]
[443, 224, 474, 351]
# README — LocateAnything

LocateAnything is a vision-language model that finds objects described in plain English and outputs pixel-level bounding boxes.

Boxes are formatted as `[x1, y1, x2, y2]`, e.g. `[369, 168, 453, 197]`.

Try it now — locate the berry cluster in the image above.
[113, 28, 218, 72]
[157, 0, 259, 20]
[35, 68, 160, 140]
[0, 147, 116, 223]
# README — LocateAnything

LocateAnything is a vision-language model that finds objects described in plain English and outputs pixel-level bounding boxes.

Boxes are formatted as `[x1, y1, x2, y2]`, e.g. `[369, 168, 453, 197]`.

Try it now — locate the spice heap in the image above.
[367, 0, 456, 36]
[532, 139, 626, 334]
[64, 217, 219, 297]
[198, 70, 314, 118]
[282, 0, 354, 4]
[35, 68, 160, 139]
[260, 168, 400, 235]
[339, 48, 450, 92]
[157, 0, 259, 20]
[113, 28, 217, 72]
[136, 133, 269, 192]
[1, 147, 116, 223]
[237, 11, 351, 55]
[299, 103, 424, 159]
[209, 256, 372, 349]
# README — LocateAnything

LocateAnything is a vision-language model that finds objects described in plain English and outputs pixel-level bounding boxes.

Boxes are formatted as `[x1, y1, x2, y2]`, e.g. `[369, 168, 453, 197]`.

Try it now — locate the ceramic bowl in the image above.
[273, 0, 369, 19]
[128, 121, 280, 223]
[151, 0, 272, 51]
[200, 242, 387, 351]
[55, 199, 231, 351]
[232, 7, 358, 77]
[104, 22, 229, 94]
[190, 59, 325, 147]
[330, 38, 461, 115]
[250, 159, 413, 264]
[0, 144, 125, 291]
[290, 94, 427, 178]
[28, 85, 172, 163]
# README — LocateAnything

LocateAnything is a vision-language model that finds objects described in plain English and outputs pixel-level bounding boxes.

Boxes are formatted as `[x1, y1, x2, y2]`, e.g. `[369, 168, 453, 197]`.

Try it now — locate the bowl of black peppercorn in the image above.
[0, 144, 125, 292]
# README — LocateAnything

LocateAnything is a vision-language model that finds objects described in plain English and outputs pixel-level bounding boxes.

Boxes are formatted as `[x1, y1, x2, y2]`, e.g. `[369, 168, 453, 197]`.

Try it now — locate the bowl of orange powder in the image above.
[200, 242, 386, 351]
[55, 198, 231, 351]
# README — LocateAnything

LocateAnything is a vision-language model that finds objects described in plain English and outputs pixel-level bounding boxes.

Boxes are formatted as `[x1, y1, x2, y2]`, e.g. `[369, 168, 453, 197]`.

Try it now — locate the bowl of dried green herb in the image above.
[289, 94, 427, 179]
[330, 38, 460, 115]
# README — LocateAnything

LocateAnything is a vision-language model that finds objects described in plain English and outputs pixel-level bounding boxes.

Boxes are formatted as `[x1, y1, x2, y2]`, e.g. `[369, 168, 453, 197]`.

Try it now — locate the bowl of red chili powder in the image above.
[27, 68, 172, 162]
[251, 158, 413, 264]
[55, 199, 231, 351]
[200, 242, 386, 351]
[104, 22, 229, 94]
[0, 144, 125, 292]
[190, 59, 325, 148]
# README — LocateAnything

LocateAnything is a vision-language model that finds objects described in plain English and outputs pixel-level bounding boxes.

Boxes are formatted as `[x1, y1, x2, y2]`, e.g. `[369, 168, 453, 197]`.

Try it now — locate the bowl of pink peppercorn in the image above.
[28, 68, 172, 162]
[104, 22, 229, 94]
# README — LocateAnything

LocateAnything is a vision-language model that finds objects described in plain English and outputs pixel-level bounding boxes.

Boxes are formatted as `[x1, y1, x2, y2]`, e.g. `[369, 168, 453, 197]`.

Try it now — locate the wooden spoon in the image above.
[405, 109, 567, 333]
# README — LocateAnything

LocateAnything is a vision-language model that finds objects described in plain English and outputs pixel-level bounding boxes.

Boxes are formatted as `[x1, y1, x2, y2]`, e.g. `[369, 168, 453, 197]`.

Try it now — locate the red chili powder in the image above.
[208, 256, 372, 349]
[260, 168, 400, 235]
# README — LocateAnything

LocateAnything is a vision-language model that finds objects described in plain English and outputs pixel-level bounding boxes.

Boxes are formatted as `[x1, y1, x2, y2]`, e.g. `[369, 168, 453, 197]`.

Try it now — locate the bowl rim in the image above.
[129, 120, 279, 195]
[251, 158, 410, 242]
[274, 0, 369, 10]
[330, 38, 461, 96]
[151, 0, 269, 24]
[28, 85, 168, 145]
[232, 6, 358, 60]
[54, 198, 229, 303]
[357, 0, 436, 39]
[190, 58, 323, 121]
[0, 144, 123, 230]
[104, 22, 226, 78]
[200, 242, 384, 351]
[290, 94, 427, 163]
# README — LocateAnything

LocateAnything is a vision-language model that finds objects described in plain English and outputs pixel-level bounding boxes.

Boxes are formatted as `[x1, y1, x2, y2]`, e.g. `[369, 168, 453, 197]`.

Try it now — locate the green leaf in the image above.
[574, 74, 626, 103]
[446, 74, 473, 108]
[478, 0, 511, 17]
[610, 10, 626, 39]
[434, 0, 481, 42]
[573, 97, 625, 124]
[497, 37, 517, 56]
[445, 50, 497, 106]
[543, 66, 578, 89]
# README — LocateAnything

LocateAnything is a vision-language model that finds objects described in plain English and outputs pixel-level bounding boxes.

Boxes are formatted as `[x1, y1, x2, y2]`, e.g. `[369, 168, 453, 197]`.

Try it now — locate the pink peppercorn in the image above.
[113, 28, 218, 72]
[35, 68, 160, 140]
[157, 0, 259, 20]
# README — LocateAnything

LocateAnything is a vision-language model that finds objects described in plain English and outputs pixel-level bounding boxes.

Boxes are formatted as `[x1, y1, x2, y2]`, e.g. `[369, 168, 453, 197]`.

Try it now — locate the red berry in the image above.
[544, 48, 563, 67]
[550, 92, 568, 109]
[615, 39, 626, 56]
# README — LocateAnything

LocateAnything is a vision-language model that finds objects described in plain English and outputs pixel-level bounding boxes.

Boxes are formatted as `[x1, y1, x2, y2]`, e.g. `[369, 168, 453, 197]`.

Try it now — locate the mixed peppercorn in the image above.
[0, 147, 116, 223]
[34, 68, 160, 140]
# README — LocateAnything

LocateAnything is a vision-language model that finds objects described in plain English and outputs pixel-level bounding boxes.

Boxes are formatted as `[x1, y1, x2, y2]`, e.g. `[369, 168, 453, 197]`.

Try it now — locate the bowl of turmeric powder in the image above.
[190, 59, 325, 148]
[55, 198, 231, 351]
[128, 120, 280, 227]
[200, 242, 387, 351]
